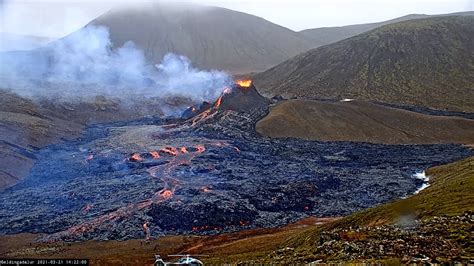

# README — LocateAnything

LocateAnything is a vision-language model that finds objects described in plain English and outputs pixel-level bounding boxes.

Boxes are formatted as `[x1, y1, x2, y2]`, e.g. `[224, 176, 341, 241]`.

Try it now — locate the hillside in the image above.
[0, 90, 167, 191]
[254, 16, 474, 112]
[273, 156, 474, 262]
[300, 11, 473, 47]
[0, 91, 83, 191]
[256, 100, 474, 144]
[90, 3, 313, 74]
[325, 156, 474, 228]
[1, 157, 471, 263]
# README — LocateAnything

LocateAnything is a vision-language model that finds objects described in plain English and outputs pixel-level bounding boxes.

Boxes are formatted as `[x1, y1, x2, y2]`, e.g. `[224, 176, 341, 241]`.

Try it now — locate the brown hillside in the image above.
[256, 99, 474, 144]
[255, 16, 474, 112]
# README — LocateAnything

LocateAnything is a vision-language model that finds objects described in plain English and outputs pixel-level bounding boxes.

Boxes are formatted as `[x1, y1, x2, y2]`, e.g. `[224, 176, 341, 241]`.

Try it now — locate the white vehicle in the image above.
[155, 254, 205, 266]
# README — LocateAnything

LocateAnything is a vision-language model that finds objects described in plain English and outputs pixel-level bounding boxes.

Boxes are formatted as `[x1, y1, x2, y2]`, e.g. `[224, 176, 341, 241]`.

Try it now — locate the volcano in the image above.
[0, 81, 472, 242]
[218, 80, 269, 112]
[183, 80, 269, 119]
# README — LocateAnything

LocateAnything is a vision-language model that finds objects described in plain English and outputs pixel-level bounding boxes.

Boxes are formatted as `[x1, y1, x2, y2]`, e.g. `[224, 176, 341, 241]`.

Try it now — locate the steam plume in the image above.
[0, 25, 231, 113]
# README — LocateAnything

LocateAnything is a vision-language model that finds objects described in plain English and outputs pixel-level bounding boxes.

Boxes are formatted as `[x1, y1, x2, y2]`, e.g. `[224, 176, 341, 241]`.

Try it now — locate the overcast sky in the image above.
[1, 0, 472, 38]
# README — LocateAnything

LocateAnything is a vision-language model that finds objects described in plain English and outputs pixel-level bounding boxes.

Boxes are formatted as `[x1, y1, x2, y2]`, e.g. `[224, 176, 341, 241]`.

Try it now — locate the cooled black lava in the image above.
[0, 108, 472, 241]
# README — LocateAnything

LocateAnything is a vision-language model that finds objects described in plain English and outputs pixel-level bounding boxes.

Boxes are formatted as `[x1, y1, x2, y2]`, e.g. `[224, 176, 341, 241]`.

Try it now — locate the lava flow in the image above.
[235, 79, 252, 87]
[183, 86, 235, 127]
[3, 80, 470, 243]
[150, 151, 160, 159]
[42, 140, 238, 241]
[129, 153, 143, 162]
[160, 146, 178, 156]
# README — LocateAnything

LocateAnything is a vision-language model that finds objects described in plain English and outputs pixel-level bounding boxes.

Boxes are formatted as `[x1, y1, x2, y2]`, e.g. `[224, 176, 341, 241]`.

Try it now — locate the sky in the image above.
[0, 0, 473, 38]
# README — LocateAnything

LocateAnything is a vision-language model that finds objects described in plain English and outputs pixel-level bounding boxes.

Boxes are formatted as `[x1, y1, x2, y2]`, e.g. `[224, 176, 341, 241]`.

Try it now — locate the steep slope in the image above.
[0, 91, 83, 191]
[254, 16, 474, 112]
[256, 100, 474, 144]
[282, 156, 474, 251]
[300, 11, 473, 47]
[90, 3, 313, 74]
[0, 89, 168, 191]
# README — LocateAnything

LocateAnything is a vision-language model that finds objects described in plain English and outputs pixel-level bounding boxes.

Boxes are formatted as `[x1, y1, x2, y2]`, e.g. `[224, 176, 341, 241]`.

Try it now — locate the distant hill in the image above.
[300, 11, 474, 47]
[90, 3, 313, 74]
[254, 16, 474, 112]
[256, 100, 474, 144]
[0, 33, 52, 52]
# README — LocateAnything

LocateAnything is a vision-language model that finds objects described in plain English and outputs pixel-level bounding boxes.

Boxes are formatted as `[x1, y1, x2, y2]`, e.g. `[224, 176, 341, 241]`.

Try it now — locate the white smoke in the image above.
[0, 25, 232, 112]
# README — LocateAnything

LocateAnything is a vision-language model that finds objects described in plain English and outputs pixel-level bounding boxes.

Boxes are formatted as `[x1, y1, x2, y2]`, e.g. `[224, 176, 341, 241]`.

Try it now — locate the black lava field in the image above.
[0, 107, 472, 241]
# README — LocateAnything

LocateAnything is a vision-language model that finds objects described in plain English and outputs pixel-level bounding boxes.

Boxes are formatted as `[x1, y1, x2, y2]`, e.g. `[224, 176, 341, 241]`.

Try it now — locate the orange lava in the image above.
[214, 95, 224, 108]
[190, 109, 212, 126]
[160, 147, 178, 156]
[149, 151, 160, 159]
[236, 79, 252, 87]
[160, 189, 173, 199]
[44, 140, 243, 241]
[130, 153, 143, 161]
[195, 145, 206, 153]
[143, 222, 151, 240]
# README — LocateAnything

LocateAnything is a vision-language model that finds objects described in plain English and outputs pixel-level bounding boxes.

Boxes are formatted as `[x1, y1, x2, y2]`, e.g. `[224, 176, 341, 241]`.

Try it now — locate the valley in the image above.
[0, 3, 473, 265]
[3, 85, 471, 243]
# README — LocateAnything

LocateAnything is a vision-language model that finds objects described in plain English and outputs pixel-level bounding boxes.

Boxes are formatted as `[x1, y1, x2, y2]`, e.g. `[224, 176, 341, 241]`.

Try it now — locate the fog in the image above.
[0, 0, 471, 38]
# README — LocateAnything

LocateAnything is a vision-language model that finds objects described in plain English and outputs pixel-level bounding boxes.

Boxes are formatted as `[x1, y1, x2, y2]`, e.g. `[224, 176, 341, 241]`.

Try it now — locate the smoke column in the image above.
[0, 25, 232, 113]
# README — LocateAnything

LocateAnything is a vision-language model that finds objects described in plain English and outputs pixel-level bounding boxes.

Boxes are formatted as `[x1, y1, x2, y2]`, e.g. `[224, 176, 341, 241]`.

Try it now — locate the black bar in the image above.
[0, 259, 89, 265]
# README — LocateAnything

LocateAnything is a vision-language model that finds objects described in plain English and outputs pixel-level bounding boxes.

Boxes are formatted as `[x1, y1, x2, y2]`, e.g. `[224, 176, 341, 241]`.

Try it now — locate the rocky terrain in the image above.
[1, 4, 473, 264]
[254, 16, 474, 112]
[1, 84, 471, 242]
[256, 99, 474, 144]
[247, 156, 474, 264]
[0, 89, 171, 191]
[268, 212, 473, 263]
[0, 157, 472, 265]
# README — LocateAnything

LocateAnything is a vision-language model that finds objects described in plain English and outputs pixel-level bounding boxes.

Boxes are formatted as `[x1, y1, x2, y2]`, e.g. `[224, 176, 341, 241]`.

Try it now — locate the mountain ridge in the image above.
[89, 3, 313, 74]
[299, 11, 474, 47]
[254, 16, 474, 112]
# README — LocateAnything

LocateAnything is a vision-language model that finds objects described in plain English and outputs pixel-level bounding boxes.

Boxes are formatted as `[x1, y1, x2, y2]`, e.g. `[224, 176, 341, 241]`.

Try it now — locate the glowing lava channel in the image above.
[43, 140, 239, 241]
